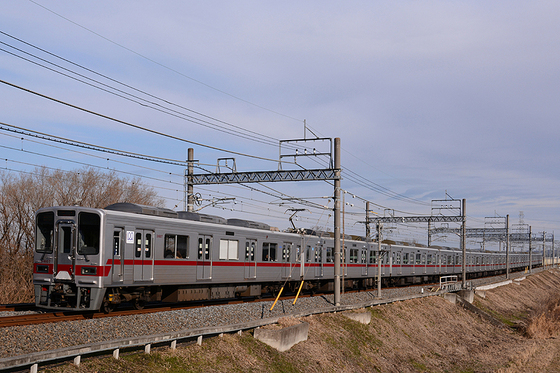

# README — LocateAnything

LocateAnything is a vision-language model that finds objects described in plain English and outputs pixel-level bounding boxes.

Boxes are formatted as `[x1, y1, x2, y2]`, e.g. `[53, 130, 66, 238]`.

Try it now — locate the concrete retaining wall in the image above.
[253, 322, 309, 352]
[342, 310, 371, 324]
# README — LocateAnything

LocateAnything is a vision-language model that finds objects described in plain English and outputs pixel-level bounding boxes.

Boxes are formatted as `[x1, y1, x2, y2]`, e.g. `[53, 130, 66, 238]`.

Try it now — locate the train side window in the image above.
[326, 247, 333, 263]
[135, 233, 142, 258]
[350, 249, 358, 264]
[427, 254, 432, 265]
[164, 234, 189, 258]
[306, 246, 312, 263]
[198, 238, 203, 259]
[415, 253, 421, 264]
[369, 251, 376, 264]
[422, 254, 426, 265]
[164, 234, 176, 258]
[220, 239, 239, 260]
[262, 242, 277, 261]
[177, 235, 188, 258]
[396, 252, 401, 265]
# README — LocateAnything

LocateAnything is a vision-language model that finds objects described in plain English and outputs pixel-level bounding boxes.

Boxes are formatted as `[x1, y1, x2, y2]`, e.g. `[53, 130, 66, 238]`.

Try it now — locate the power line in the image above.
[0, 122, 334, 216]
[0, 36, 281, 147]
[0, 121, 188, 166]
[0, 78, 285, 163]
[0, 31, 431, 213]
[26, 1, 303, 123]
[0, 30, 284, 139]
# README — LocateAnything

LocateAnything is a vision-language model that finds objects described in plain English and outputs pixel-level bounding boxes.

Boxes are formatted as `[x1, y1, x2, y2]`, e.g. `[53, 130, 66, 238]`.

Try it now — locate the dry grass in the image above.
[525, 292, 560, 339]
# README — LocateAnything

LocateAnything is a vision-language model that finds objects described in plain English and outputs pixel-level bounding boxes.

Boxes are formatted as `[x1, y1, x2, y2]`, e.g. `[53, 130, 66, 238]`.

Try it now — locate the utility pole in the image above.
[553, 233, 556, 268]
[377, 223, 382, 297]
[543, 231, 547, 268]
[334, 138, 341, 306]
[461, 199, 467, 288]
[428, 219, 432, 247]
[505, 215, 510, 279]
[365, 202, 371, 240]
[529, 226, 532, 273]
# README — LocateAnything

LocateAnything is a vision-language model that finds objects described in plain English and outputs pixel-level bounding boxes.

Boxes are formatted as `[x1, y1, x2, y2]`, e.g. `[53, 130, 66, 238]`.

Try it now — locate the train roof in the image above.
[104, 203, 271, 230]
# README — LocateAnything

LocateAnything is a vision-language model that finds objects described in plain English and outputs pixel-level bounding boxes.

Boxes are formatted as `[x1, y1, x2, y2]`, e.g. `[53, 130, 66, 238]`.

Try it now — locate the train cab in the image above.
[33, 207, 106, 311]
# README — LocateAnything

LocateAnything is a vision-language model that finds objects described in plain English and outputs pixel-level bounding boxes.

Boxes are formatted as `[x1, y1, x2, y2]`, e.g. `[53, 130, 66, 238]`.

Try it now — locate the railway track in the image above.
[0, 303, 35, 312]
[0, 292, 311, 328]
[0, 276, 471, 329]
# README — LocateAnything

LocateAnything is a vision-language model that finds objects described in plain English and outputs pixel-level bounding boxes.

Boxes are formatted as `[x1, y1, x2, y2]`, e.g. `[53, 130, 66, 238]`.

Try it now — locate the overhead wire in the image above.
[0, 25, 432, 213]
[0, 38, 280, 147]
[0, 127, 337, 230]
[0, 30, 284, 145]
[0, 78, 286, 164]
[27, 0, 303, 123]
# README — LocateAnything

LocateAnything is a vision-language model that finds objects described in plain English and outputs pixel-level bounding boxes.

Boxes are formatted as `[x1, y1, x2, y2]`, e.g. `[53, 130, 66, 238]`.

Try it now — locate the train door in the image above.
[244, 239, 257, 279]
[112, 229, 124, 283]
[55, 222, 75, 280]
[197, 235, 212, 280]
[296, 245, 304, 278]
[361, 248, 368, 276]
[133, 230, 154, 282]
[314, 244, 323, 277]
[343, 245, 349, 277]
[379, 248, 387, 276]
[394, 250, 402, 276]
[282, 242, 292, 279]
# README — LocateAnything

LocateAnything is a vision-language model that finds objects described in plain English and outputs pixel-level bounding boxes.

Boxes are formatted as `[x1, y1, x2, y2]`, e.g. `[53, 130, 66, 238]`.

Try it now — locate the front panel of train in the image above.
[33, 207, 105, 311]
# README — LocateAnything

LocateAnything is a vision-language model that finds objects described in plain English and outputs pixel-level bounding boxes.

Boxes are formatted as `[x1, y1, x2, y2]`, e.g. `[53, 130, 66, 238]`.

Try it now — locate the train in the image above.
[33, 203, 541, 312]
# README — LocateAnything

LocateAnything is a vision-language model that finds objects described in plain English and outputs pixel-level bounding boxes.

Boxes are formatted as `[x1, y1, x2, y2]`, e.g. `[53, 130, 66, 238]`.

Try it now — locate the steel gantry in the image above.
[431, 224, 555, 272]
[185, 137, 345, 306]
[366, 198, 468, 291]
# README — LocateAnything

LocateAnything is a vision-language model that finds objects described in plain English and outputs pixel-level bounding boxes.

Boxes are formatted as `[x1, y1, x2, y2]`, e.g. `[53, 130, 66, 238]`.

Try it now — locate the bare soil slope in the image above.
[54, 269, 560, 373]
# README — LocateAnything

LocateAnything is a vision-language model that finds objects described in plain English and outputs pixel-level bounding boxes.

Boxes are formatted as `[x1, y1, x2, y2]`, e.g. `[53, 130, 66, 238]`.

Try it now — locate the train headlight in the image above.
[81, 267, 97, 275]
[36, 265, 49, 273]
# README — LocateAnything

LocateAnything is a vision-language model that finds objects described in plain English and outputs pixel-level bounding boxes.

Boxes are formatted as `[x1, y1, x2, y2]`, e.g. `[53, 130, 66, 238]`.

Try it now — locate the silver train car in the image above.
[33, 203, 541, 312]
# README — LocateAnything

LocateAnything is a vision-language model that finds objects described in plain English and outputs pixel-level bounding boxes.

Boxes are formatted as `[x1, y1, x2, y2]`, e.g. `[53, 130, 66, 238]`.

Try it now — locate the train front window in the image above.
[77, 212, 100, 255]
[36, 211, 54, 253]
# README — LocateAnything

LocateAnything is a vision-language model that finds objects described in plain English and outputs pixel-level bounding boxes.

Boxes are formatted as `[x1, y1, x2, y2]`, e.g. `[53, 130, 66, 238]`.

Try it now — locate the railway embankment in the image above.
[3, 268, 560, 372]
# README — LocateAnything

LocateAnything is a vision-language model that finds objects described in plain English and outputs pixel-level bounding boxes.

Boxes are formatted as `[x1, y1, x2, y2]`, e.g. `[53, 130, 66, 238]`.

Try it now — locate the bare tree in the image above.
[0, 167, 164, 303]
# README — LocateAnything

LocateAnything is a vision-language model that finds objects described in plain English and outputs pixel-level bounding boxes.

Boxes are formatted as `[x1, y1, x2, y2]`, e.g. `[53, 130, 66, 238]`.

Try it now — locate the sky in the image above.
[1, 1, 559, 249]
